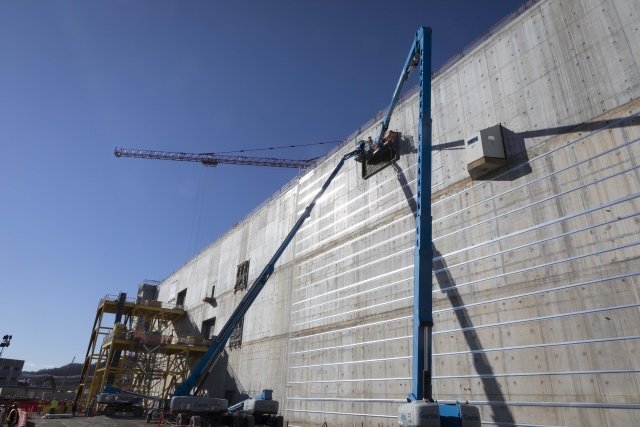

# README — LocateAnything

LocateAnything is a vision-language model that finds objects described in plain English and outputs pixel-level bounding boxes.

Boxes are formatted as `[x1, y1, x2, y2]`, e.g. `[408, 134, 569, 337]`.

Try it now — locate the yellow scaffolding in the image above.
[75, 295, 209, 408]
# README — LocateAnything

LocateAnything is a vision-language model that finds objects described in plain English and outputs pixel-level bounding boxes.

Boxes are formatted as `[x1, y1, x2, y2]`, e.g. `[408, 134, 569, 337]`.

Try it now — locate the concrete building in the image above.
[151, 0, 640, 425]
[0, 358, 24, 387]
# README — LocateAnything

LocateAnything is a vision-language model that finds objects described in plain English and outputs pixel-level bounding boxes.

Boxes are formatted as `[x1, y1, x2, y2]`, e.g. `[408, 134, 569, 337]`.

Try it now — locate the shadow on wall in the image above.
[393, 162, 417, 216]
[391, 133, 418, 216]
[196, 351, 250, 405]
[432, 245, 515, 425]
[171, 314, 201, 340]
[430, 118, 640, 181]
[399, 132, 418, 157]
[172, 314, 250, 404]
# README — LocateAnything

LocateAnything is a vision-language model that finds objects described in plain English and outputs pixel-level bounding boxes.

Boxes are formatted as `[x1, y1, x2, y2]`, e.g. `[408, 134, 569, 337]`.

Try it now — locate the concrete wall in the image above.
[156, 0, 640, 425]
[0, 358, 24, 386]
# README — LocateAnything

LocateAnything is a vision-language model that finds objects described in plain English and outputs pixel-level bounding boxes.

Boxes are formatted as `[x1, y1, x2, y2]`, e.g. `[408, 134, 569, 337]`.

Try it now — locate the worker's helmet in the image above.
[13, 402, 19, 406]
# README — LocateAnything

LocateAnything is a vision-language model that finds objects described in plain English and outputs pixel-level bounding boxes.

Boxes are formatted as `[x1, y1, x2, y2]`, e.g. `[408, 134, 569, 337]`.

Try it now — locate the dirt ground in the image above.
[28, 415, 151, 426]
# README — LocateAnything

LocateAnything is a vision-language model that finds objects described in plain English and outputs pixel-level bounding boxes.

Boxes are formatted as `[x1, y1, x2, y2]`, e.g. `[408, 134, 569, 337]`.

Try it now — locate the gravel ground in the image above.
[28, 415, 151, 426]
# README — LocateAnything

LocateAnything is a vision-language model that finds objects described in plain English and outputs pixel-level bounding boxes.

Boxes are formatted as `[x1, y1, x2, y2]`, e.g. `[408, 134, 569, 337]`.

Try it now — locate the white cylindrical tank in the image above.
[398, 401, 440, 427]
[242, 398, 279, 415]
[169, 396, 228, 414]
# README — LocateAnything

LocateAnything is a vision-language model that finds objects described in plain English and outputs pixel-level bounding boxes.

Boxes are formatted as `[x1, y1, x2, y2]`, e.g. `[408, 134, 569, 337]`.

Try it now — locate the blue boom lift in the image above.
[385, 27, 480, 427]
[166, 149, 362, 427]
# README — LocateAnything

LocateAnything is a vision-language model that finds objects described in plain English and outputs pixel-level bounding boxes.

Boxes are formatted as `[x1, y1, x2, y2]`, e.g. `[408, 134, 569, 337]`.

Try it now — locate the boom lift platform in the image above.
[354, 130, 399, 179]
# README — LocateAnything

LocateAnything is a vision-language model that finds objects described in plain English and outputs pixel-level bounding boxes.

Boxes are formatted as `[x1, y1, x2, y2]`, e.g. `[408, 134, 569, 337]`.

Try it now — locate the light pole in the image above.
[0, 335, 12, 357]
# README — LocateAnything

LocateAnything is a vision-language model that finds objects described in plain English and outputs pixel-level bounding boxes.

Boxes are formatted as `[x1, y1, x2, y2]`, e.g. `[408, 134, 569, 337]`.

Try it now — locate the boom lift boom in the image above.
[168, 148, 361, 427]
[384, 27, 480, 427]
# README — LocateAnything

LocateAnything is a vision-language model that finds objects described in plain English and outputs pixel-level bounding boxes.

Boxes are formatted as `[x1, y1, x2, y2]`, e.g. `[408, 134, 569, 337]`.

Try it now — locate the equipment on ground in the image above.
[145, 398, 173, 424]
[96, 386, 148, 417]
[398, 400, 481, 427]
[227, 390, 282, 427]
[398, 401, 440, 427]
[40, 375, 56, 392]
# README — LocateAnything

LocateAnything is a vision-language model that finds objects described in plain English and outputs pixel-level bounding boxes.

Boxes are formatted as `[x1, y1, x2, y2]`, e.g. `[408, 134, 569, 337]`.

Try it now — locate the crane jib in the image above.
[114, 147, 316, 169]
[173, 151, 355, 397]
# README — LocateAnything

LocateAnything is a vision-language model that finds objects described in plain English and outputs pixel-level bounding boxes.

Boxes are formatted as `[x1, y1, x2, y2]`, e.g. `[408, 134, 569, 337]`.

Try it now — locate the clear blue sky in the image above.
[0, 1, 523, 370]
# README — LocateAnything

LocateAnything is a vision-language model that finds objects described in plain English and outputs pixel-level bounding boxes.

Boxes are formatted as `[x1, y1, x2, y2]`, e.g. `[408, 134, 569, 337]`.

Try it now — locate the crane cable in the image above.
[200, 140, 341, 155]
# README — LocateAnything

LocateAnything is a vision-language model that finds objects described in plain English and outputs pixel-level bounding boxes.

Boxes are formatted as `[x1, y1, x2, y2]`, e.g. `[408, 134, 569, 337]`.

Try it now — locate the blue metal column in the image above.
[410, 27, 433, 402]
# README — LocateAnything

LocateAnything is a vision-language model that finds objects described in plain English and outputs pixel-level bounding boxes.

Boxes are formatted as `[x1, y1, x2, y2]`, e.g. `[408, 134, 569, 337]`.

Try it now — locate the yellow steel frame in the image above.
[75, 296, 208, 408]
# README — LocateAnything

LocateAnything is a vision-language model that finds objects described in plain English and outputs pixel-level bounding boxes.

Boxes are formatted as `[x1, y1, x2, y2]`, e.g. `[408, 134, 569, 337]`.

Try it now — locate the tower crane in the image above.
[114, 148, 317, 169]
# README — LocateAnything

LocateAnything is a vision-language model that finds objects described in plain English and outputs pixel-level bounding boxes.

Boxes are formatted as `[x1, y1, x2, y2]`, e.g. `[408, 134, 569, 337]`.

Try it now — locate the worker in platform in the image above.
[62, 399, 68, 414]
[49, 397, 58, 415]
[6, 402, 20, 427]
[71, 400, 77, 417]
[383, 130, 397, 146]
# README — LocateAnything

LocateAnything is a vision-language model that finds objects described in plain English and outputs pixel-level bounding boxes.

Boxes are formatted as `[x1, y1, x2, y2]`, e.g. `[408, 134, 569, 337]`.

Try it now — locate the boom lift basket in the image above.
[356, 131, 399, 179]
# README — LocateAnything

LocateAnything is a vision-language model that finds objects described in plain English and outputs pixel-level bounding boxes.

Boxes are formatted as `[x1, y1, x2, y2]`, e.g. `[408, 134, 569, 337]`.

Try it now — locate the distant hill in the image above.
[21, 363, 84, 377]
[20, 363, 104, 391]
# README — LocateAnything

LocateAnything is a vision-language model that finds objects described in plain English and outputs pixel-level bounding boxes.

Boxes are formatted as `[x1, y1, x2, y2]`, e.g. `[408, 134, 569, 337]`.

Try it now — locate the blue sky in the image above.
[0, 1, 523, 369]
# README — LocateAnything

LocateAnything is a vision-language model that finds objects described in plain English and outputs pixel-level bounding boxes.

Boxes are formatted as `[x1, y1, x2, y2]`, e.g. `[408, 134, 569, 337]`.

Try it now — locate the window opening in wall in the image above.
[202, 317, 216, 341]
[176, 289, 187, 307]
[234, 261, 250, 293]
[228, 318, 244, 349]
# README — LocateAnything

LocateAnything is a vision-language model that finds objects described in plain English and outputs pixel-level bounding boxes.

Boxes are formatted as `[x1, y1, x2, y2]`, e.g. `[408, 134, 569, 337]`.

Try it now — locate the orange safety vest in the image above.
[8, 408, 19, 423]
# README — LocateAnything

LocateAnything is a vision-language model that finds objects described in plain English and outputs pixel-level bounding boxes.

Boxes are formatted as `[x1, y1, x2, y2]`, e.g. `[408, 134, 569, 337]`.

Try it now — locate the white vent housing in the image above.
[465, 124, 507, 179]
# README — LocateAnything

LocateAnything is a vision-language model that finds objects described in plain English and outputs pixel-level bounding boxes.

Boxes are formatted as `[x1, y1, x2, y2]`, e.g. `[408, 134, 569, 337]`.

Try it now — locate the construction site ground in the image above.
[31, 415, 150, 426]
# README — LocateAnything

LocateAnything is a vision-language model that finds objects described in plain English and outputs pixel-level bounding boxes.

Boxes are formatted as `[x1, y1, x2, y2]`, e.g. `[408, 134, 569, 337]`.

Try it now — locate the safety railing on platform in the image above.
[102, 329, 212, 347]
[100, 294, 187, 311]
